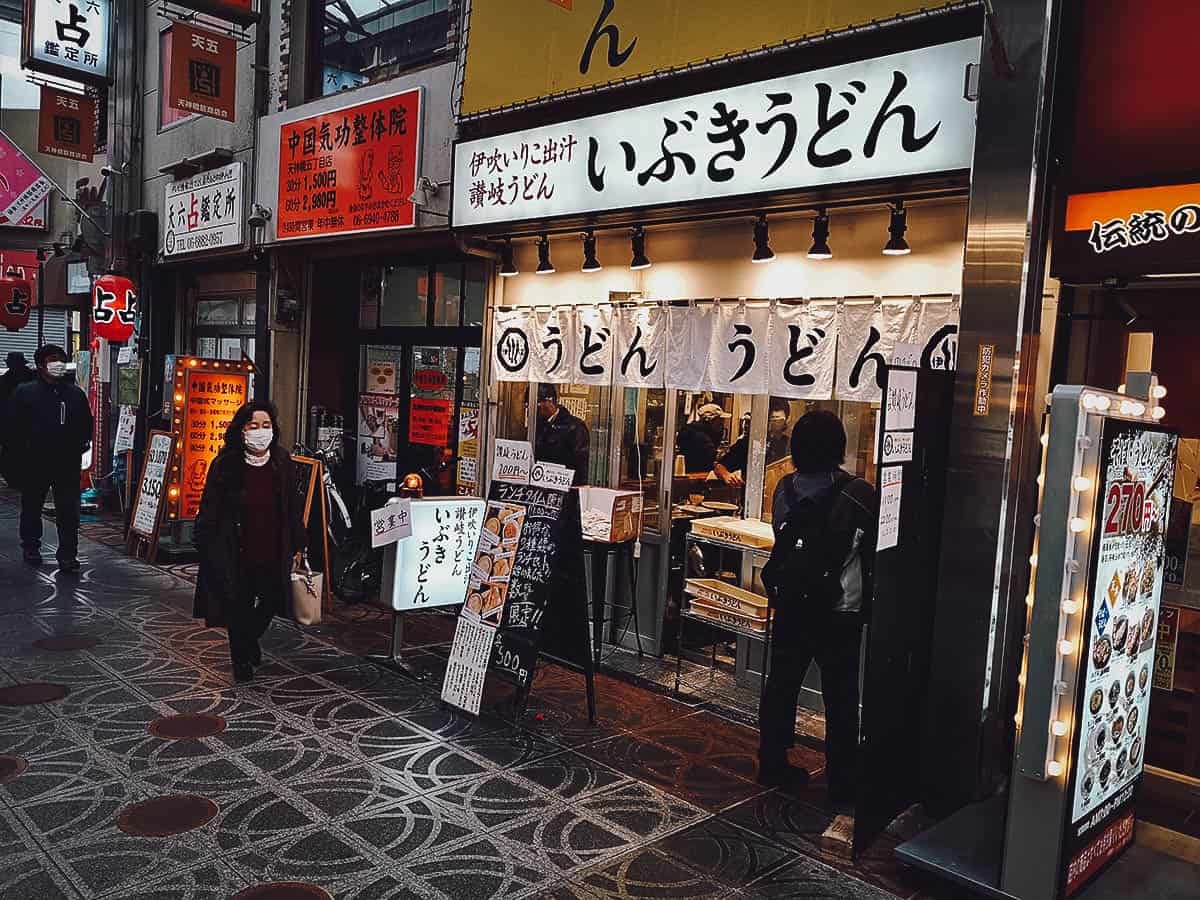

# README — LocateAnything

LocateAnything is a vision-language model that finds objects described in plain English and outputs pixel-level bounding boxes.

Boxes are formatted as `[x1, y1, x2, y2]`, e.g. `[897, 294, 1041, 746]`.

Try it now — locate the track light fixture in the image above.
[499, 237, 518, 277]
[535, 234, 555, 274]
[883, 200, 911, 256]
[808, 210, 832, 260]
[751, 213, 775, 264]
[630, 225, 651, 270]
[581, 229, 601, 273]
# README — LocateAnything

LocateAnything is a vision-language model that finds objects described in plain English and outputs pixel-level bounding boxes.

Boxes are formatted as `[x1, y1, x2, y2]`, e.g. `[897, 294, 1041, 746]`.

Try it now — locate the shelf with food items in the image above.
[682, 577, 771, 641]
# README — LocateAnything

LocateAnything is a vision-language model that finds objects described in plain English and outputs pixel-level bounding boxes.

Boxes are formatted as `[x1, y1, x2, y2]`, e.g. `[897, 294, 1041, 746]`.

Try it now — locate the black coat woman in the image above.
[193, 401, 306, 682]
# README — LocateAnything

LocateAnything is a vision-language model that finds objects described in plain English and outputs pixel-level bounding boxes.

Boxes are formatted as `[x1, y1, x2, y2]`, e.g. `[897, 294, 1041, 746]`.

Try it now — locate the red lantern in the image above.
[92, 273, 137, 343]
[0, 271, 33, 332]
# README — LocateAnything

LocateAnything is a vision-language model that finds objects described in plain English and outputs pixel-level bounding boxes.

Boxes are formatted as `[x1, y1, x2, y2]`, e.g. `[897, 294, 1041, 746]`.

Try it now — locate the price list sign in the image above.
[178, 365, 249, 519]
[1062, 420, 1178, 896]
[276, 88, 421, 240]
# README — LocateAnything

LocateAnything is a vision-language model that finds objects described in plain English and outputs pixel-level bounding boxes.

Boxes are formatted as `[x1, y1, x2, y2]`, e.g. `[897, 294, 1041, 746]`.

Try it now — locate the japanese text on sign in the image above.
[386, 499, 484, 612]
[37, 86, 96, 162]
[493, 439, 533, 484]
[164, 162, 243, 256]
[370, 498, 412, 548]
[168, 22, 237, 122]
[24, 0, 112, 84]
[453, 39, 979, 226]
[276, 88, 421, 240]
[180, 368, 248, 519]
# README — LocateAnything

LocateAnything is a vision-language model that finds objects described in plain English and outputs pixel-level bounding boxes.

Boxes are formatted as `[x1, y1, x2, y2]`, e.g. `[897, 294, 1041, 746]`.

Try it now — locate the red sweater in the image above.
[240, 461, 281, 564]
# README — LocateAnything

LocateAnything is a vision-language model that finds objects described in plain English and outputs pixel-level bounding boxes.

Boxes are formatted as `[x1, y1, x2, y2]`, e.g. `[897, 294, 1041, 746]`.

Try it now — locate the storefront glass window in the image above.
[617, 388, 666, 535]
[494, 382, 529, 442]
[315, 0, 451, 98]
[432, 263, 461, 327]
[360, 265, 382, 328]
[463, 262, 486, 326]
[241, 301, 257, 325]
[670, 391, 747, 513]
[380, 265, 426, 327]
[196, 298, 240, 326]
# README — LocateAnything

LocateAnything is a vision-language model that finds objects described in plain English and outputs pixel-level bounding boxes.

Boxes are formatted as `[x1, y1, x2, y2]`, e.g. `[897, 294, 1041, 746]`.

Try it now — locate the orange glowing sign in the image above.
[175, 362, 249, 519]
[275, 88, 422, 240]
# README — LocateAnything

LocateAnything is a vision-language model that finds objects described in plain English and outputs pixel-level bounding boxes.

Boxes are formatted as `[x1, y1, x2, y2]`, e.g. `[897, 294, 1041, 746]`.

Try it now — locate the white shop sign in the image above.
[385, 498, 485, 612]
[492, 439, 532, 484]
[25, 0, 112, 84]
[453, 39, 980, 226]
[163, 162, 244, 256]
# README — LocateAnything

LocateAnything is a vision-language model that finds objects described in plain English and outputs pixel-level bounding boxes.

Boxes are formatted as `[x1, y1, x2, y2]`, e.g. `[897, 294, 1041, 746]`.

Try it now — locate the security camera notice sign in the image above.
[163, 162, 243, 256]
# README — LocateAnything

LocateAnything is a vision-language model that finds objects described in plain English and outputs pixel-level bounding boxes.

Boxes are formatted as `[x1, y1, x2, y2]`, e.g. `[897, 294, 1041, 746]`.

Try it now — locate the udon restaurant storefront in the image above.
[452, 21, 984, 853]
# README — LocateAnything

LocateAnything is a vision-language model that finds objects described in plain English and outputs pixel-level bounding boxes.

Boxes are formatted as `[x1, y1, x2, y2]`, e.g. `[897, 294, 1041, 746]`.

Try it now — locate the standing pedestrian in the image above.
[193, 401, 306, 683]
[759, 410, 876, 839]
[0, 351, 37, 487]
[6, 345, 92, 571]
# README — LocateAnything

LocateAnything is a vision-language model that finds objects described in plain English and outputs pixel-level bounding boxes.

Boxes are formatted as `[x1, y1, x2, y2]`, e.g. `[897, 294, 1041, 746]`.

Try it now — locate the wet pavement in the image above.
[0, 495, 942, 899]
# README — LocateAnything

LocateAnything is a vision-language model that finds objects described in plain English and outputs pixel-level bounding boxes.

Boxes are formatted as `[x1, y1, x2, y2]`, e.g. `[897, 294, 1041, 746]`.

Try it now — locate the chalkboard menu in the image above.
[442, 479, 586, 715]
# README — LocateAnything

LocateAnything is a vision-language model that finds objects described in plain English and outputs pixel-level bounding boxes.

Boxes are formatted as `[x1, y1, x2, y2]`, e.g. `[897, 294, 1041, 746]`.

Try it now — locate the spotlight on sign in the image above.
[499, 237, 518, 277]
[808, 210, 832, 259]
[882, 200, 911, 256]
[581, 229, 601, 273]
[535, 234, 555, 275]
[630, 225, 651, 270]
[751, 213, 775, 264]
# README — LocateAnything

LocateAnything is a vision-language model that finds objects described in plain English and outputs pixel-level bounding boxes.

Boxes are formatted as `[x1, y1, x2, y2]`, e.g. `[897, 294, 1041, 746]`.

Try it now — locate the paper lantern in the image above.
[92, 273, 137, 343]
[0, 273, 32, 332]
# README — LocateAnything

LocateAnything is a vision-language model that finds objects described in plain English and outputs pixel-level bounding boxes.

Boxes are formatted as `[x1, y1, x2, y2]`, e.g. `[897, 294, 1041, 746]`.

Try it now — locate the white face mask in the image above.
[45, 361, 67, 378]
[244, 427, 273, 452]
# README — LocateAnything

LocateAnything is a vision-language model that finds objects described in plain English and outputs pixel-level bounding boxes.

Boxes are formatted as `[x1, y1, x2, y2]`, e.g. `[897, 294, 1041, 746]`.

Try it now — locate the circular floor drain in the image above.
[147, 713, 226, 740]
[0, 755, 28, 783]
[232, 884, 332, 900]
[33, 635, 101, 651]
[0, 683, 70, 706]
[117, 795, 218, 837]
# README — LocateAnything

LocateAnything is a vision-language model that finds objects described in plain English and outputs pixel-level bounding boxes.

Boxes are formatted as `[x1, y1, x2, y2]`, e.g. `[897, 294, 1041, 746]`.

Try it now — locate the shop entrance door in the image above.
[854, 368, 955, 855]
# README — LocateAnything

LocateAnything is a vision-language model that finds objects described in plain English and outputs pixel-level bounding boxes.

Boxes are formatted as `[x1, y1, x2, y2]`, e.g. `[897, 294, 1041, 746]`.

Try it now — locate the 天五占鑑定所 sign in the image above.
[276, 88, 422, 240]
[168, 22, 238, 122]
[453, 39, 979, 227]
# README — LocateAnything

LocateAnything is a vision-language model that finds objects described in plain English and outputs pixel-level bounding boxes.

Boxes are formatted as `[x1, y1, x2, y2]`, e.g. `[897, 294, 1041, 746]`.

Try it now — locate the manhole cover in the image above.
[33, 635, 101, 651]
[148, 714, 226, 740]
[0, 683, 70, 706]
[117, 795, 218, 837]
[232, 884, 333, 900]
[0, 755, 28, 783]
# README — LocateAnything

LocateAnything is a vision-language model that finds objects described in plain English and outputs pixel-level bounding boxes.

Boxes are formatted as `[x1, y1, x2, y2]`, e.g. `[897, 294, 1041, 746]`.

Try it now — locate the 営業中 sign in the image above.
[23, 0, 112, 86]
[164, 162, 243, 256]
[168, 22, 237, 122]
[37, 86, 95, 162]
[453, 39, 979, 227]
[275, 88, 422, 240]
[370, 498, 412, 548]
[385, 498, 484, 611]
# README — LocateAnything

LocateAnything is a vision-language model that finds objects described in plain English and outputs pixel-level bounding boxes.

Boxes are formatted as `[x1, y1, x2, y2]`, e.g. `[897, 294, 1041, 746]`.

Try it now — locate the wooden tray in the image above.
[689, 516, 775, 549]
[685, 578, 768, 619]
[687, 597, 769, 633]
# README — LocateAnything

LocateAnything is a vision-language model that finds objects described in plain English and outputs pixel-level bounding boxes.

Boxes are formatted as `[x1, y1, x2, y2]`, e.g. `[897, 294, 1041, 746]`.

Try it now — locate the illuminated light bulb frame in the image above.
[166, 355, 255, 521]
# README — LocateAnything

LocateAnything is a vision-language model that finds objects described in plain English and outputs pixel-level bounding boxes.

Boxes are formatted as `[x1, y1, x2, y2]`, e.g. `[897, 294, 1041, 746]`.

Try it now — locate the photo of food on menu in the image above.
[464, 501, 525, 627]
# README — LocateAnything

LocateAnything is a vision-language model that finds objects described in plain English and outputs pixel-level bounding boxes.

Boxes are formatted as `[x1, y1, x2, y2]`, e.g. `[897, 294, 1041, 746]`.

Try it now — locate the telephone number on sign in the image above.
[352, 208, 405, 227]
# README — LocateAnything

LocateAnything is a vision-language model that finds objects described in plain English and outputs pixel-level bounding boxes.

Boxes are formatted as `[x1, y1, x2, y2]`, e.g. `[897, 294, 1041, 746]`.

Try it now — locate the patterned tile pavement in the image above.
[1, 496, 952, 899]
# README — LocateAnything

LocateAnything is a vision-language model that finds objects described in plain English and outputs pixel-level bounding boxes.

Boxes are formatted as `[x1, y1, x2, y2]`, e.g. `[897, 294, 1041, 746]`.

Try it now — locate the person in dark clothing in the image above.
[714, 398, 792, 486]
[193, 401, 306, 683]
[759, 410, 877, 821]
[0, 351, 37, 487]
[534, 383, 590, 485]
[6, 345, 92, 571]
[675, 402, 730, 474]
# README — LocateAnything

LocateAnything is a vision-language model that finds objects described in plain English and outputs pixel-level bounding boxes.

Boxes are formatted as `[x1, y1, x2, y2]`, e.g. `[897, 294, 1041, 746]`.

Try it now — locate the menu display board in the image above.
[276, 88, 421, 241]
[442, 480, 583, 713]
[129, 431, 174, 539]
[179, 366, 249, 519]
[1063, 420, 1178, 895]
[386, 498, 484, 612]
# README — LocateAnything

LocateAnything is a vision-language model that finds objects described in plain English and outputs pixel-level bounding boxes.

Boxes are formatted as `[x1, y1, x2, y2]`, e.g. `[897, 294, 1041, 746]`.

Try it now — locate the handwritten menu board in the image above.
[387, 498, 484, 612]
[442, 480, 584, 714]
[180, 367, 248, 519]
[1063, 420, 1178, 896]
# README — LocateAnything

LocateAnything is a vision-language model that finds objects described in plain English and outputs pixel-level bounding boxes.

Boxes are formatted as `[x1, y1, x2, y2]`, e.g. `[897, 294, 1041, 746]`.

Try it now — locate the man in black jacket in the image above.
[0, 351, 36, 485]
[759, 410, 876, 831]
[6, 345, 93, 571]
[534, 383, 590, 485]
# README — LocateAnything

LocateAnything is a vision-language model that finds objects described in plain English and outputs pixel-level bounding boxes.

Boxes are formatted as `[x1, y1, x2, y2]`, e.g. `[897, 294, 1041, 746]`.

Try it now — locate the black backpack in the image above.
[762, 472, 854, 615]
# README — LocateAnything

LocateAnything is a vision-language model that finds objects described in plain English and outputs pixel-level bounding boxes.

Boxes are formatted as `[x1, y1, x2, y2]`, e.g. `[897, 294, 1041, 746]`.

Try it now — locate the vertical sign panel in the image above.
[276, 88, 421, 240]
[179, 367, 249, 519]
[1062, 420, 1178, 896]
[37, 86, 95, 162]
[168, 22, 237, 121]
